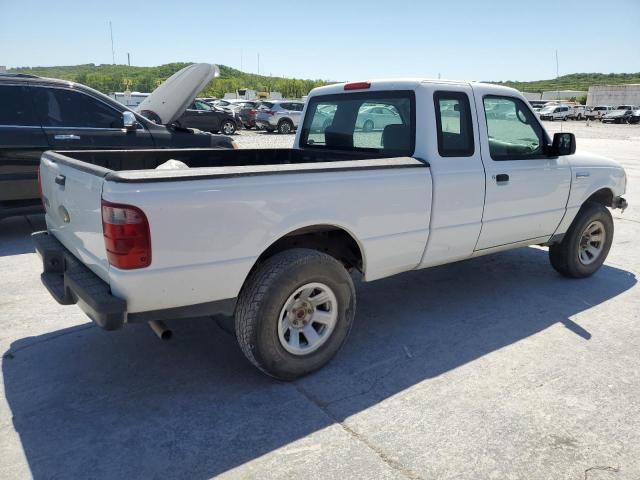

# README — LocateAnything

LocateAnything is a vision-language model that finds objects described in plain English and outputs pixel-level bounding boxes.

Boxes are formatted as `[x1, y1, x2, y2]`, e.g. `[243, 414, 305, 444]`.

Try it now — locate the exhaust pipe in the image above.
[149, 320, 172, 341]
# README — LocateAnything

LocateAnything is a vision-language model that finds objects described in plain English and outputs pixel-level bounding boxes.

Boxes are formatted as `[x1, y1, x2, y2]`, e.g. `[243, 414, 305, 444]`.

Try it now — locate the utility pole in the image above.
[127, 52, 130, 66]
[257, 53, 260, 76]
[240, 49, 243, 72]
[109, 21, 115, 64]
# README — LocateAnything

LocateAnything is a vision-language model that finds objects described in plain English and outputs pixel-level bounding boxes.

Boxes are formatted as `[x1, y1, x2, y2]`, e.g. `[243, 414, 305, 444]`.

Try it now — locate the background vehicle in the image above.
[539, 105, 570, 121]
[615, 105, 638, 111]
[34, 79, 627, 380]
[255, 100, 304, 133]
[585, 105, 614, 120]
[355, 104, 403, 131]
[629, 109, 640, 124]
[568, 105, 586, 120]
[236, 101, 260, 129]
[176, 100, 239, 135]
[602, 108, 634, 124]
[0, 66, 233, 221]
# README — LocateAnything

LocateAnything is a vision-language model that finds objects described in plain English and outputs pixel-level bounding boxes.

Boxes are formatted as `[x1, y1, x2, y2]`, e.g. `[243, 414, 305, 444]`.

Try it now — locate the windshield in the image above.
[300, 90, 415, 155]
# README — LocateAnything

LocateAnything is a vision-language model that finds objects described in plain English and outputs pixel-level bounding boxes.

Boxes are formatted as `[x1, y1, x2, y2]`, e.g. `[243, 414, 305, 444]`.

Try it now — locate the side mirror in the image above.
[548, 132, 576, 156]
[123, 111, 137, 131]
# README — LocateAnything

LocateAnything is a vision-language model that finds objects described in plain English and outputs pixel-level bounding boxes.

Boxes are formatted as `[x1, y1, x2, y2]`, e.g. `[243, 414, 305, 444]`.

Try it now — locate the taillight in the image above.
[37, 166, 46, 211]
[101, 200, 151, 269]
[266, 110, 275, 116]
[344, 81, 371, 90]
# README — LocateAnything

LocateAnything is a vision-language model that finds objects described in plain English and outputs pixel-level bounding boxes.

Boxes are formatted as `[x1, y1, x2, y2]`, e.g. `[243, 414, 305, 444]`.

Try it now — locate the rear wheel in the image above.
[363, 120, 374, 132]
[278, 119, 294, 134]
[549, 202, 613, 278]
[235, 249, 356, 380]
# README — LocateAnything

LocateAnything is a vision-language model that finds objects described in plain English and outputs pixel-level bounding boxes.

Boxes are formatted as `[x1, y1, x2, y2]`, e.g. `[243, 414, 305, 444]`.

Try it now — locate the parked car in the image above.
[615, 105, 639, 111]
[602, 109, 634, 124]
[176, 100, 239, 135]
[629, 109, 640, 124]
[255, 100, 304, 133]
[355, 104, 403, 131]
[34, 79, 627, 379]
[568, 105, 587, 120]
[585, 106, 614, 120]
[539, 105, 570, 121]
[236, 101, 260, 129]
[0, 65, 234, 221]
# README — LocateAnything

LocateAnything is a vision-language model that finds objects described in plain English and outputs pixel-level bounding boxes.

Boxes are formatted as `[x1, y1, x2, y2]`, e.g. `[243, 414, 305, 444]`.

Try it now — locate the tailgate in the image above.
[40, 152, 110, 282]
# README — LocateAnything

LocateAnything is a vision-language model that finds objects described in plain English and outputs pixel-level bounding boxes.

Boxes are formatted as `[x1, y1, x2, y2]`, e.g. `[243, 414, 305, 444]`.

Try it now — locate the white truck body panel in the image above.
[102, 160, 431, 312]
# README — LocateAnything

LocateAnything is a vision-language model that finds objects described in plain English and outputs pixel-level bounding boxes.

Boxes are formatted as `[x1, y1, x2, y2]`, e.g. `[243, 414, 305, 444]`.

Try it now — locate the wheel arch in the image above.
[584, 187, 614, 208]
[249, 224, 366, 278]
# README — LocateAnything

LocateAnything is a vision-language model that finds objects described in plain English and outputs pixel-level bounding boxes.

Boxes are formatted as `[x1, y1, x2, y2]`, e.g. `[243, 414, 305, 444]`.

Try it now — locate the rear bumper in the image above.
[32, 231, 238, 330]
[32, 231, 127, 330]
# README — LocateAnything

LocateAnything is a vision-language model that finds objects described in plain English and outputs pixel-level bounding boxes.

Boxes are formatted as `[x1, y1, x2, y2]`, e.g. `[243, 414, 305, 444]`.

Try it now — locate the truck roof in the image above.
[308, 78, 521, 97]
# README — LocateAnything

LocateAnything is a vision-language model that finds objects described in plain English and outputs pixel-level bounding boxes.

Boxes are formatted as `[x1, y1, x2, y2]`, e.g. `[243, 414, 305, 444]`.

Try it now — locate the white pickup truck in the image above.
[33, 78, 628, 380]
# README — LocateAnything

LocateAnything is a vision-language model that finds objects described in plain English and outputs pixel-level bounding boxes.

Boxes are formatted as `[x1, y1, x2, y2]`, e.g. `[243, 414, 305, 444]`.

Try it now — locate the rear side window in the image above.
[434, 91, 474, 157]
[0, 85, 39, 126]
[300, 90, 415, 156]
[32, 88, 124, 129]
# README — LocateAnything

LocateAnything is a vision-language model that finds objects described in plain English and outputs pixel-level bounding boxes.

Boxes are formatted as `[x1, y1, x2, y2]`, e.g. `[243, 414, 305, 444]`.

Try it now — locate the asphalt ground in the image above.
[0, 121, 639, 479]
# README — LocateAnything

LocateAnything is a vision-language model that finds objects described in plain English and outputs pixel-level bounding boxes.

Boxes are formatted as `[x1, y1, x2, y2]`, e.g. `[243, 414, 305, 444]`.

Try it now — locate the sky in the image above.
[1, 0, 638, 82]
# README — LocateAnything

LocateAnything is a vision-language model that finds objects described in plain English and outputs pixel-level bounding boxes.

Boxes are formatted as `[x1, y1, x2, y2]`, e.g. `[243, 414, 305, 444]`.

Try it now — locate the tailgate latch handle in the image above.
[55, 175, 66, 186]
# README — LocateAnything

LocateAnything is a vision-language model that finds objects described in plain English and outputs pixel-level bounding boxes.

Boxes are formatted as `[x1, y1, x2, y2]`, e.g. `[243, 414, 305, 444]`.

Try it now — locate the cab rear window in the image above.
[300, 90, 415, 156]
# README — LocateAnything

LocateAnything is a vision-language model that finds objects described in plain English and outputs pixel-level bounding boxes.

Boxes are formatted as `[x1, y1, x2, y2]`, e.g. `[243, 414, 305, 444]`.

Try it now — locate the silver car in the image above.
[355, 104, 402, 131]
[255, 101, 304, 134]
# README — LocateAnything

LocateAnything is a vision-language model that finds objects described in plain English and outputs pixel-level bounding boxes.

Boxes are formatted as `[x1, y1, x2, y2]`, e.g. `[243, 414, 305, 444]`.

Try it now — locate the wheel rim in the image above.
[578, 220, 606, 265]
[278, 282, 338, 355]
[223, 122, 234, 134]
[364, 120, 373, 131]
[281, 122, 291, 133]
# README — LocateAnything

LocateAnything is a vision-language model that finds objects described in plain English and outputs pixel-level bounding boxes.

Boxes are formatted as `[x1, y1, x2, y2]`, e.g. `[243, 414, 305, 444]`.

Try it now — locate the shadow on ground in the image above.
[3, 246, 636, 479]
[0, 214, 45, 257]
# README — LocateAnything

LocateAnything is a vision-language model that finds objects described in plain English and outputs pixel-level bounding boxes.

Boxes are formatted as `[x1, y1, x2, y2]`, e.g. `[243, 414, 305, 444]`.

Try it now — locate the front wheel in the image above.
[549, 202, 613, 278]
[235, 249, 356, 380]
[363, 119, 374, 132]
[221, 120, 236, 135]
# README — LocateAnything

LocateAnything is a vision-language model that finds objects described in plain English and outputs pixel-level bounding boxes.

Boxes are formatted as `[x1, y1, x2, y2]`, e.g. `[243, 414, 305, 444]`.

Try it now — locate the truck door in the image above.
[31, 86, 155, 151]
[418, 86, 486, 268]
[0, 84, 49, 208]
[473, 92, 571, 250]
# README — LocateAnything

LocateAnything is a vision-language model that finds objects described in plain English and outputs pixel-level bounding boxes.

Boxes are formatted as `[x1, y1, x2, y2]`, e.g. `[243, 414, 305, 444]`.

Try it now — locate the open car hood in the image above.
[136, 63, 219, 125]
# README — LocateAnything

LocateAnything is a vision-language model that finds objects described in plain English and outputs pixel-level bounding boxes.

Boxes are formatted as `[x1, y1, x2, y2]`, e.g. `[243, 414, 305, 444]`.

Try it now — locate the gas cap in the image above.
[58, 205, 71, 224]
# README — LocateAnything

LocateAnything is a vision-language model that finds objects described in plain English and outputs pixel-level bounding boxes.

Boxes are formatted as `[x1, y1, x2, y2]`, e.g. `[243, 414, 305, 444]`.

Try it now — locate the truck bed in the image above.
[48, 148, 407, 173]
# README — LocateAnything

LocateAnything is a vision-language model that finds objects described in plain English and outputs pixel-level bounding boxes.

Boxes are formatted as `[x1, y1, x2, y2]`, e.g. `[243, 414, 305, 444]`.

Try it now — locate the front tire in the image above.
[235, 249, 356, 380]
[221, 120, 236, 135]
[549, 202, 613, 278]
[363, 119, 374, 132]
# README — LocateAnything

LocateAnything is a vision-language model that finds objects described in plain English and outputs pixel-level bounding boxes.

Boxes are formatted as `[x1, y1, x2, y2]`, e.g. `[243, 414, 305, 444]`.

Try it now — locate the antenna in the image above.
[109, 21, 115, 64]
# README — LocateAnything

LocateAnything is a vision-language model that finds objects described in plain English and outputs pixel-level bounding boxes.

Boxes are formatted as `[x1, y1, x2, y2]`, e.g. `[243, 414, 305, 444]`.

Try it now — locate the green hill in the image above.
[8, 64, 640, 98]
[486, 72, 640, 93]
[8, 63, 328, 99]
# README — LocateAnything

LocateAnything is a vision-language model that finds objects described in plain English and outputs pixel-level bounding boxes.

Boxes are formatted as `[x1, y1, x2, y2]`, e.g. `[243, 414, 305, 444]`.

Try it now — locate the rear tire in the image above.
[235, 249, 356, 380]
[363, 120, 374, 132]
[548, 202, 613, 278]
[278, 119, 294, 134]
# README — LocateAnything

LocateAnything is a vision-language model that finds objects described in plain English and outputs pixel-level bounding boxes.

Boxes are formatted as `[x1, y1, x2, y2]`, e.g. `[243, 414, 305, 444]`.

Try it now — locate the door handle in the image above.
[54, 175, 66, 186]
[54, 134, 81, 140]
[495, 173, 509, 184]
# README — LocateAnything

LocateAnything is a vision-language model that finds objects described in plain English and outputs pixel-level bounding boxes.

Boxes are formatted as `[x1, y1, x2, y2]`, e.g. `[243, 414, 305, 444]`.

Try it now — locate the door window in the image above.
[483, 96, 546, 160]
[0, 85, 39, 126]
[434, 91, 474, 157]
[32, 87, 124, 129]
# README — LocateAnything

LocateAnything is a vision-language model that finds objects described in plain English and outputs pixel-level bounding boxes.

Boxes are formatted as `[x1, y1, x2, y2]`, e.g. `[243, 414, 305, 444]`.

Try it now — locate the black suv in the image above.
[0, 73, 234, 221]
